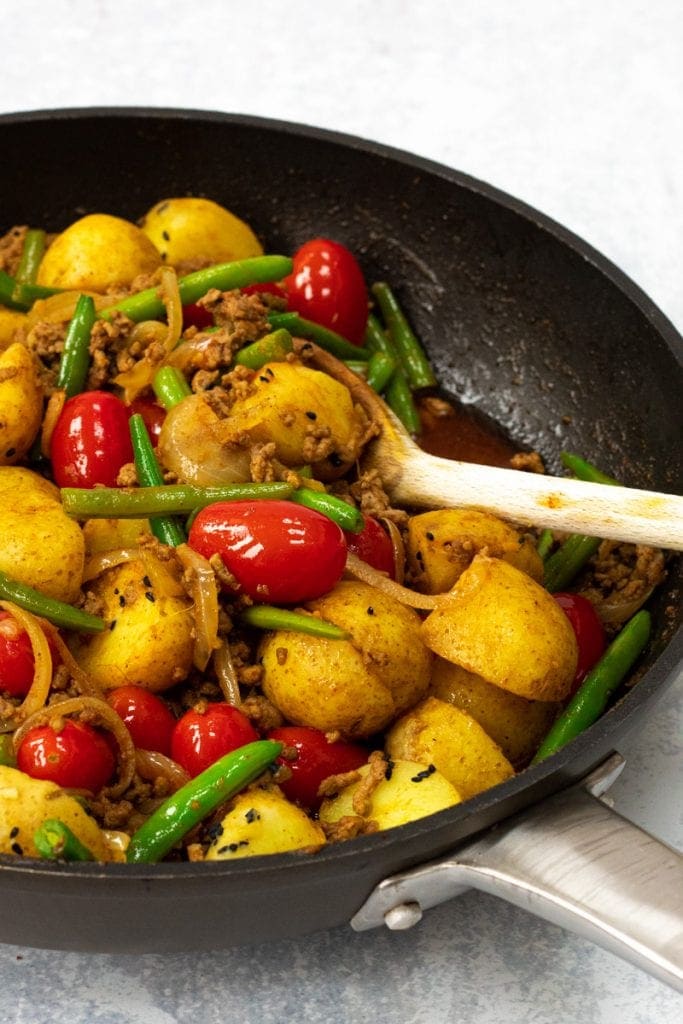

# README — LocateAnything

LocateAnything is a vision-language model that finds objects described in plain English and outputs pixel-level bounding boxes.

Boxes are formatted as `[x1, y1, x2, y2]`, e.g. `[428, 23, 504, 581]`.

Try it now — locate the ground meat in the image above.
[198, 288, 270, 344]
[86, 313, 137, 390]
[510, 451, 545, 474]
[577, 541, 667, 631]
[320, 815, 379, 842]
[0, 226, 27, 274]
[240, 694, 283, 731]
[116, 463, 138, 487]
[350, 469, 408, 526]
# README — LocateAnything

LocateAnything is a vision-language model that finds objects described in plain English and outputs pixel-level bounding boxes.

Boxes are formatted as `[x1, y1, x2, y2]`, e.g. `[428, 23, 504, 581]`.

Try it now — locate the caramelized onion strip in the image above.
[176, 543, 219, 671]
[213, 640, 241, 706]
[0, 601, 52, 728]
[83, 547, 141, 583]
[379, 516, 406, 585]
[135, 749, 190, 792]
[344, 552, 438, 610]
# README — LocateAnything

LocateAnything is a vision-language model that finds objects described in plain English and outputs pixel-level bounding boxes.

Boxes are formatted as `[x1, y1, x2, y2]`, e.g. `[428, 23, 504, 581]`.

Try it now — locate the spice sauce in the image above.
[417, 395, 518, 468]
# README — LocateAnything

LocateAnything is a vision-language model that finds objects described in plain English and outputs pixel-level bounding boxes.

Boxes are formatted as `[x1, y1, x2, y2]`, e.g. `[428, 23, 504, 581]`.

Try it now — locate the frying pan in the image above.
[0, 108, 681, 983]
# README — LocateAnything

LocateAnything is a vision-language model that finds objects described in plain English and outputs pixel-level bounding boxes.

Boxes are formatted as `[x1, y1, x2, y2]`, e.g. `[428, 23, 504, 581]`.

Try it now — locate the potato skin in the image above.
[319, 759, 462, 831]
[0, 466, 84, 602]
[205, 787, 325, 860]
[0, 342, 43, 464]
[0, 308, 27, 350]
[71, 554, 194, 692]
[386, 696, 515, 800]
[407, 508, 543, 594]
[37, 213, 162, 292]
[0, 765, 109, 859]
[260, 580, 432, 738]
[82, 517, 151, 556]
[421, 554, 578, 702]
[430, 658, 559, 768]
[139, 197, 263, 267]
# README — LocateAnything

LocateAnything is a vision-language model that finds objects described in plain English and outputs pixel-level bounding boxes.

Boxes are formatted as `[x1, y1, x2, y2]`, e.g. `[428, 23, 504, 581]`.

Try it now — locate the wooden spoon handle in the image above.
[395, 450, 683, 549]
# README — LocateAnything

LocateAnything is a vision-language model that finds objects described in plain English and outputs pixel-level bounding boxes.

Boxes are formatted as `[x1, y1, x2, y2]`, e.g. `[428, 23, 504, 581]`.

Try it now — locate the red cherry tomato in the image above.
[107, 685, 176, 755]
[554, 592, 606, 690]
[50, 390, 134, 488]
[182, 302, 214, 330]
[171, 703, 258, 777]
[284, 238, 368, 345]
[127, 396, 165, 447]
[188, 500, 347, 604]
[268, 726, 367, 810]
[17, 720, 115, 791]
[0, 612, 60, 698]
[344, 516, 395, 578]
[241, 282, 287, 300]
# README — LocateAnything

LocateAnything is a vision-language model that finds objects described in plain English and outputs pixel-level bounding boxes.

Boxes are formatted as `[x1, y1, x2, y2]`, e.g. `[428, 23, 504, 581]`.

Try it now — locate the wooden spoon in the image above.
[294, 340, 683, 550]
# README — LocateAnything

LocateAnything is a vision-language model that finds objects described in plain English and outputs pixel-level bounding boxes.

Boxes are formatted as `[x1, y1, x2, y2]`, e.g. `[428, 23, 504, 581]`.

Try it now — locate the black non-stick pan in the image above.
[0, 109, 681, 984]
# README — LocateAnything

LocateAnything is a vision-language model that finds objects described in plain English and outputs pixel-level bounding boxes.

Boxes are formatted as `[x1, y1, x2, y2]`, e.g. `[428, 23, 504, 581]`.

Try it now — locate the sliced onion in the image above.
[157, 392, 251, 486]
[591, 585, 657, 626]
[28, 290, 115, 326]
[159, 264, 183, 352]
[83, 547, 141, 583]
[213, 640, 241, 706]
[40, 389, 66, 457]
[0, 601, 52, 728]
[135, 748, 190, 792]
[344, 552, 438, 610]
[379, 516, 406, 585]
[113, 267, 183, 402]
[39, 620, 105, 699]
[167, 332, 222, 373]
[176, 543, 219, 671]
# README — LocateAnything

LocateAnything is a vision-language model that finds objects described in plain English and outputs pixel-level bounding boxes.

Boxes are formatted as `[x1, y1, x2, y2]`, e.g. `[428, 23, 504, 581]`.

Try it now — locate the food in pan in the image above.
[0, 200, 665, 864]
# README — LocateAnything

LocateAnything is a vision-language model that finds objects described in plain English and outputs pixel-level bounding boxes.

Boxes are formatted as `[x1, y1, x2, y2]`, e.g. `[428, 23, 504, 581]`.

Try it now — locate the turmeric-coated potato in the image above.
[319, 759, 462, 831]
[0, 466, 84, 602]
[82, 517, 151, 556]
[0, 765, 109, 860]
[139, 197, 263, 267]
[407, 508, 543, 593]
[0, 343, 43, 464]
[37, 213, 162, 292]
[0, 308, 27, 349]
[260, 580, 432, 738]
[386, 697, 515, 800]
[71, 553, 194, 692]
[430, 658, 559, 768]
[205, 787, 325, 860]
[421, 555, 578, 702]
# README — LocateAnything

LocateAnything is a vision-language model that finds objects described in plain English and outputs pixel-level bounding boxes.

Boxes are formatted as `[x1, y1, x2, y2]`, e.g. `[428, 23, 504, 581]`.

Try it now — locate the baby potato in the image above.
[71, 553, 194, 692]
[319, 759, 462, 831]
[386, 697, 514, 800]
[0, 342, 43, 464]
[0, 765, 109, 860]
[407, 508, 543, 594]
[260, 580, 432, 738]
[430, 658, 559, 768]
[139, 197, 263, 267]
[205, 787, 325, 860]
[82, 517, 151, 556]
[37, 213, 162, 292]
[0, 308, 27, 349]
[421, 554, 578, 702]
[0, 466, 84, 602]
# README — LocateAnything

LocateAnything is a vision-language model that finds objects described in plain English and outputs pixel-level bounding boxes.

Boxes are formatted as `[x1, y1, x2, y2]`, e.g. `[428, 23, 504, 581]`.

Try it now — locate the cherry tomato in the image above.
[182, 302, 214, 330]
[268, 726, 367, 809]
[0, 613, 60, 699]
[127, 396, 165, 447]
[554, 592, 606, 690]
[344, 516, 395, 578]
[107, 685, 176, 755]
[17, 720, 115, 791]
[188, 500, 347, 604]
[171, 703, 258, 777]
[284, 238, 368, 345]
[241, 282, 287, 300]
[50, 390, 134, 488]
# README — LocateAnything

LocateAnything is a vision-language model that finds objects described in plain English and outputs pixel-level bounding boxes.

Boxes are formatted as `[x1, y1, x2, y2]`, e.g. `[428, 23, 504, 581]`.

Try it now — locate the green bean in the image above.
[61, 481, 294, 519]
[267, 311, 370, 361]
[543, 534, 602, 592]
[126, 739, 282, 863]
[365, 313, 421, 432]
[100, 255, 293, 323]
[0, 270, 26, 311]
[0, 569, 105, 633]
[129, 414, 186, 547]
[560, 451, 620, 486]
[152, 366, 192, 410]
[366, 351, 396, 394]
[344, 360, 368, 377]
[34, 819, 96, 862]
[234, 328, 293, 370]
[240, 605, 350, 640]
[56, 294, 96, 397]
[291, 487, 364, 533]
[0, 735, 16, 767]
[371, 282, 436, 390]
[536, 528, 555, 560]
[532, 610, 651, 763]
[364, 312, 393, 356]
[15, 229, 46, 285]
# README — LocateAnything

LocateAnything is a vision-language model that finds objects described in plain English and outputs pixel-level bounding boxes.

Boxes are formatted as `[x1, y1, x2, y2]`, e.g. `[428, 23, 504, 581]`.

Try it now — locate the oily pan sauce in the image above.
[417, 395, 519, 467]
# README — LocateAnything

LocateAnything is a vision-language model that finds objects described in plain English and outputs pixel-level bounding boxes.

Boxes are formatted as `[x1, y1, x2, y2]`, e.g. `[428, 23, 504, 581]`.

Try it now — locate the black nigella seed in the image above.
[142, 575, 152, 588]
[385, 759, 395, 780]
[9, 826, 19, 839]
[162, 230, 170, 241]
[411, 764, 436, 783]
[305, 411, 317, 420]
[145, 592, 156, 603]
[425, 532, 434, 541]
[245, 808, 260, 824]
[11, 842, 23, 856]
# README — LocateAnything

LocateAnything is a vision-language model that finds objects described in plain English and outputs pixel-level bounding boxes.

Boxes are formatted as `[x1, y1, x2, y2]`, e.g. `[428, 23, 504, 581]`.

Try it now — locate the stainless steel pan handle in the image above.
[351, 755, 683, 992]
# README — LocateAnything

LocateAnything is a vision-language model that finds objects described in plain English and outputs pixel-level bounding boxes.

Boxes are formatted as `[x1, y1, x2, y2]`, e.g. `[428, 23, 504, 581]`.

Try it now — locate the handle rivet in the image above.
[384, 901, 423, 930]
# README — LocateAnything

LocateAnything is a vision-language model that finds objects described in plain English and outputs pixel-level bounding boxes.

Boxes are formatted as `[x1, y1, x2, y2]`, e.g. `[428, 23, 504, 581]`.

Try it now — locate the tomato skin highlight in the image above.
[17, 720, 116, 792]
[284, 238, 368, 345]
[268, 726, 367, 809]
[554, 592, 606, 690]
[344, 516, 395, 578]
[171, 703, 258, 777]
[50, 390, 135, 488]
[107, 685, 176, 756]
[188, 500, 347, 604]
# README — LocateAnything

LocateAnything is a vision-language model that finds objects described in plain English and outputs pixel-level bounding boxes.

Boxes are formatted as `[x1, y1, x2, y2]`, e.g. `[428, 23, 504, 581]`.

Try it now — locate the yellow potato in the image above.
[386, 697, 515, 800]
[71, 553, 194, 692]
[0, 308, 27, 349]
[0, 765, 109, 859]
[407, 508, 543, 593]
[37, 213, 162, 292]
[82, 517, 151, 556]
[260, 580, 432, 738]
[0, 342, 43, 464]
[430, 657, 559, 768]
[421, 554, 578, 702]
[0, 466, 84, 602]
[205, 787, 325, 860]
[139, 197, 263, 267]
[319, 759, 462, 831]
